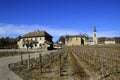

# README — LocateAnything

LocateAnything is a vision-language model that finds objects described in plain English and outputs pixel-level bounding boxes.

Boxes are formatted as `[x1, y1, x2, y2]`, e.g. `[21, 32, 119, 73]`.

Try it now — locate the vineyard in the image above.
[0, 49, 40, 57]
[9, 46, 120, 80]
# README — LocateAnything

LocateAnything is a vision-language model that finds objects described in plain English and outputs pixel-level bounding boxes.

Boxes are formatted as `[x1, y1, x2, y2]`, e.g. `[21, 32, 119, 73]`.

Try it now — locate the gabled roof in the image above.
[65, 35, 88, 38]
[22, 30, 53, 38]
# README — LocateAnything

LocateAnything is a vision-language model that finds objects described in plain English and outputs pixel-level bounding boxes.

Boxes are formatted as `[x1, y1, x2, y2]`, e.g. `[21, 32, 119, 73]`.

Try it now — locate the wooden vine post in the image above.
[88, 52, 91, 66]
[94, 50, 96, 62]
[115, 53, 118, 73]
[100, 53, 104, 78]
[39, 53, 42, 74]
[21, 52, 23, 65]
[59, 53, 61, 77]
[28, 52, 30, 70]
[34, 52, 37, 61]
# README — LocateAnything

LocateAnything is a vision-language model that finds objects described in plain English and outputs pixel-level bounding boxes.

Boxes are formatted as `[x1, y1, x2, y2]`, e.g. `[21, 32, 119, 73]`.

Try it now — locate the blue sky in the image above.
[0, 0, 120, 42]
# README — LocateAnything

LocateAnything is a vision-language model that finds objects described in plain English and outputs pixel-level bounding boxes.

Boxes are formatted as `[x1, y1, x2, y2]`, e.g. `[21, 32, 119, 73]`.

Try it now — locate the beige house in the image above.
[17, 30, 53, 50]
[65, 35, 88, 46]
[65, 27, 98, 46]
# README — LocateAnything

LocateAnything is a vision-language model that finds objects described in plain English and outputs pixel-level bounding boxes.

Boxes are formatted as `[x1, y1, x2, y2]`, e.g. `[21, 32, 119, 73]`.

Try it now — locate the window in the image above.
[31, 38, 33, 41]
[35, 43, 37, 47]
[23, 38, 25, 42]
[35, 37, 37, 41]
[39, 43, 41, 46]
[76, 37, 78, 40]
[22, 44, 25, 47]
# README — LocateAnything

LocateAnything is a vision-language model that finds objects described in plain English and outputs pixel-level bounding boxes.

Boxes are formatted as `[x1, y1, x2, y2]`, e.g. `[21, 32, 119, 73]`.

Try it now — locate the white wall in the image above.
[18, 37, 46, 49]
[104, 41, 115, 45]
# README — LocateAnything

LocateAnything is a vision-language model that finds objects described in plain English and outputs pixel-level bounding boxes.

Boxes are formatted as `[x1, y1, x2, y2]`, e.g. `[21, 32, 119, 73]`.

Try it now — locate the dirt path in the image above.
[70, 48, 101, 80]
[60, 49, 74, 80]
[60, 48, 89, 80]
[69, 48, 89, 80]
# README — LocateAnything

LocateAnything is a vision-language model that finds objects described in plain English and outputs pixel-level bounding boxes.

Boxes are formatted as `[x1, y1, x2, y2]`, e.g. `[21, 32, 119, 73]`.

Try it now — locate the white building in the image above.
[17, 30, 53, 50]
[86, 38, 94, 45]
[104, 39, 115, 45]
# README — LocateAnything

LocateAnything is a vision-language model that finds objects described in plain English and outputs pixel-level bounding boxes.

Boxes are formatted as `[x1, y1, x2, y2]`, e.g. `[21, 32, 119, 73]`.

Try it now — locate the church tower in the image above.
[93, 26, 98, 45]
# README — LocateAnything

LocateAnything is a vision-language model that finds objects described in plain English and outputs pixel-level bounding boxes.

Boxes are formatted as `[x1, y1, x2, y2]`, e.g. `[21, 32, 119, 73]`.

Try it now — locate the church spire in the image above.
[93, 26, 97, 45]
[94, 26, 96, 32]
